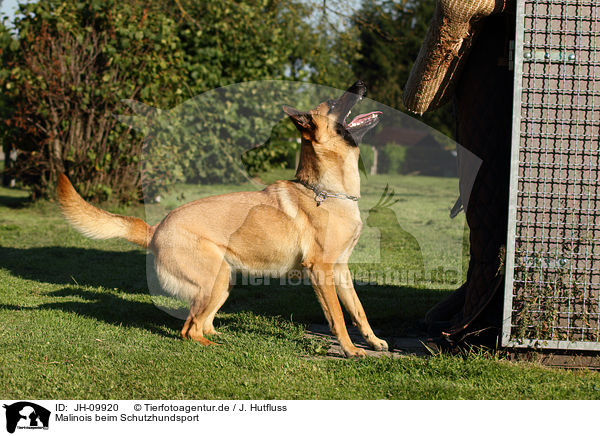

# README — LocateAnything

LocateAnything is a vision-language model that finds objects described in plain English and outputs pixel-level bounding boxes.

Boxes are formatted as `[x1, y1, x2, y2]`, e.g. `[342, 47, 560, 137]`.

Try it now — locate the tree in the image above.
[1, 0, 188, 201]
[162, 0, 358, 182]
[351, 0, 454, 138]
[0, 0, 338, 201]
[153, 0, 327, 185]
[0, 15, 14, 186]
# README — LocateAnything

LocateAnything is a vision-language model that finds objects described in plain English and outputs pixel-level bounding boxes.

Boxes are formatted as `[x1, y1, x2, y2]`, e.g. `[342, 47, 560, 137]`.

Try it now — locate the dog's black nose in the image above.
[348, 80, 367, 97]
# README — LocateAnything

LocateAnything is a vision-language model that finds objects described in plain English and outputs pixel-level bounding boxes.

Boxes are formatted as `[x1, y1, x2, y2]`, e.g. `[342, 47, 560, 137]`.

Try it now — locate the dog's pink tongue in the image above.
[348, 111, 382, 127]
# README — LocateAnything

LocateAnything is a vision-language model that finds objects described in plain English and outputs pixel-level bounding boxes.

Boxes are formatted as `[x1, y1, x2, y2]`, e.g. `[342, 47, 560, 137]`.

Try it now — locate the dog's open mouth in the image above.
[328, 80, 383, 145]
[345, 111, 382, 132]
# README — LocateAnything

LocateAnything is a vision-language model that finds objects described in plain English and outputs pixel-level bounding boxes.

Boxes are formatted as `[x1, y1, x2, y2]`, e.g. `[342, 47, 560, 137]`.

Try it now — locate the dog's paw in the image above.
[343, 346, 367, 358]
[183, 332, 219, 346]
[370, 338, 389, 352]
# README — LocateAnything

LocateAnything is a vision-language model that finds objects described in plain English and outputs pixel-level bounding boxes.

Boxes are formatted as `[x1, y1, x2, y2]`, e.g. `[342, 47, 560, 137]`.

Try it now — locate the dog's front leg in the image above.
[334, 264, 388, 351]
[306, 263, 366, 358]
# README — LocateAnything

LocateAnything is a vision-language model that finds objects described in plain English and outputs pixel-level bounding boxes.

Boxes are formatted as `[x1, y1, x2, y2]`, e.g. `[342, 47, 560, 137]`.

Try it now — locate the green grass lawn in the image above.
[1, 173, 600, 399]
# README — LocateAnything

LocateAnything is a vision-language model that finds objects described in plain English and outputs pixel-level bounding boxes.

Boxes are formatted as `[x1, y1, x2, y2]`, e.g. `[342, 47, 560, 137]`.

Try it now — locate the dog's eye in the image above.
[327, 99, 336, 110]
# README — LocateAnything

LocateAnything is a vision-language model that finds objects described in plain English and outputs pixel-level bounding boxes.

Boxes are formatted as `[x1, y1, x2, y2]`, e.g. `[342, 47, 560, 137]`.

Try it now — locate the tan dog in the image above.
[57, 81, 388, 357]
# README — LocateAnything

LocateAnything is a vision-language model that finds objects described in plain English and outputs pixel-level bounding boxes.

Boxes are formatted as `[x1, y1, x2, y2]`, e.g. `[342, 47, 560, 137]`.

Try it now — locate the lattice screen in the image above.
[503, 0, 600, 350]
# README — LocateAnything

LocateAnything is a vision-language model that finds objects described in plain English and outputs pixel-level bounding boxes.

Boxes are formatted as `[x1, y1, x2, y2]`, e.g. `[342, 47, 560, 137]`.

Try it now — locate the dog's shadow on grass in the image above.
[0, 246, 148, 292]
[0, 245, 448, 339]
[224, 281, 447, 338]
[0, 286, 182, 338]
[0, 245, 183, 337]
[0, 194, 32, 209]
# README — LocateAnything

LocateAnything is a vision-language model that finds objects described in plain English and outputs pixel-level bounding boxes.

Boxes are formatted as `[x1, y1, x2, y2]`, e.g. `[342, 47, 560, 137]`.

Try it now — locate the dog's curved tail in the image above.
[57, 173, 154, 248]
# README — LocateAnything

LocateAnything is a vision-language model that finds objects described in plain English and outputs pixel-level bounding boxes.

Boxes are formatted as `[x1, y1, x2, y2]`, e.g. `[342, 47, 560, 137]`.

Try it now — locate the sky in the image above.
[0, 0, 25, 20]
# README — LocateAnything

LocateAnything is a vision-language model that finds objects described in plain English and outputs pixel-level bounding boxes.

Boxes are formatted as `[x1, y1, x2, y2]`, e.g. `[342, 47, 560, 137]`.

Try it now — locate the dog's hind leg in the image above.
[181, 296, 215, 345]
[166, 240, 231, 345]
[181, 271, 230, 344]
[182, 262, 231, 343]
[334, 264, 388, 351]
[201, 264, 232, 336]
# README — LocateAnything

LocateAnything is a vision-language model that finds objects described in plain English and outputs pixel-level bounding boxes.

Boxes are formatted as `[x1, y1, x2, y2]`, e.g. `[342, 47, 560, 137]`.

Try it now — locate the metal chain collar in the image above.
[298, 180, 360, 206]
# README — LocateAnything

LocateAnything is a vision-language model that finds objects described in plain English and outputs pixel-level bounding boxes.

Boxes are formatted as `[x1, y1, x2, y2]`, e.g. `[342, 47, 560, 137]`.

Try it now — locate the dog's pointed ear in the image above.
[283, 105, 312, 130]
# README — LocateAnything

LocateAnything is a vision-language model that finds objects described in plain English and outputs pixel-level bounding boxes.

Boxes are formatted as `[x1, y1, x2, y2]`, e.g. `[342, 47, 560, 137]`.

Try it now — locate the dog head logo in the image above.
[3, 402, 50, 434]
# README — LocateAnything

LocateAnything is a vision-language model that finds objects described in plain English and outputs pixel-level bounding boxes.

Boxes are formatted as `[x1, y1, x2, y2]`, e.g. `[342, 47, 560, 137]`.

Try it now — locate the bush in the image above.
[0, 0, 352, 202]
[0, 0, 186, 201]
[238, 113, 300, 177]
